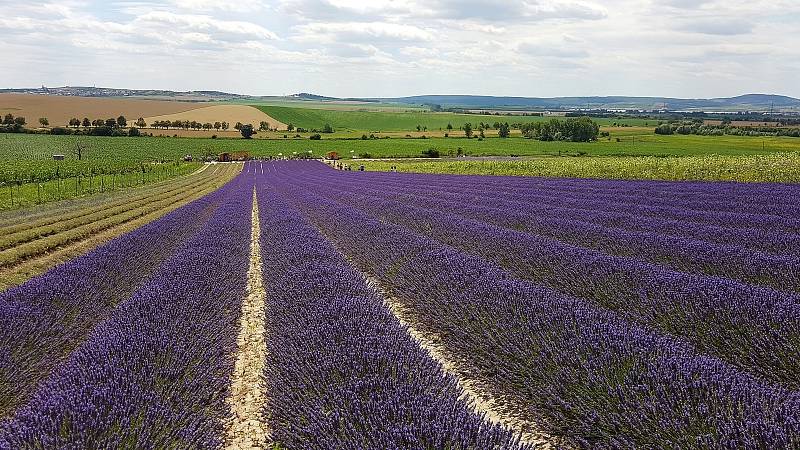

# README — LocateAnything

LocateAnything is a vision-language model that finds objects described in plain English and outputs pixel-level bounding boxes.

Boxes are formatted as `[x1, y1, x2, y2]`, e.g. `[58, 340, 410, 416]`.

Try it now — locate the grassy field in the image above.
[254, 105, 652, 131]
[353, 153, 800, 183]
[5, 132, 797, 165]
[233, 98, 427, 112]
[0, 163, 241, 290]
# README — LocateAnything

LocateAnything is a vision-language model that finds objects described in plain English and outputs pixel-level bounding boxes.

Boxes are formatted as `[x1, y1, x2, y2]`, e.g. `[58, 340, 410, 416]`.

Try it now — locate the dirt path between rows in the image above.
[361, 272, 554, 449]
[224, 188, 269, 449]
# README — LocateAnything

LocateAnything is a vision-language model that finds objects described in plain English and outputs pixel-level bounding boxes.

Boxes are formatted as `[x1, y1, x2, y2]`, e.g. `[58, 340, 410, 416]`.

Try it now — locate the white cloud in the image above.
[293, 22, 435, 42]
[0, 0, 798, 98]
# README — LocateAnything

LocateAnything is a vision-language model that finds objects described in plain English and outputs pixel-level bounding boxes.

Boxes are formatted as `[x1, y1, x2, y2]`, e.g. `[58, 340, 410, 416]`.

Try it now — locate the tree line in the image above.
[655, 121, 800, 138]
[2, 113, 276, 139]
[520, 117, 600, 142]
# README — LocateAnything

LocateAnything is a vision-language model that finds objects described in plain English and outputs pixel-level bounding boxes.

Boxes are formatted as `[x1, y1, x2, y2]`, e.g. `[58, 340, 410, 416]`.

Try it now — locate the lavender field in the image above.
[1, 160, 798, 449]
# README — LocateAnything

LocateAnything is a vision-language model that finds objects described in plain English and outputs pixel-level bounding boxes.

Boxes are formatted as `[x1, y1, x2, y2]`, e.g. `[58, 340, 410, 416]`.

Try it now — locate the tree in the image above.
[214, 122, 221, 130]
[240, 124, 256, 139]
[14, 116, 26, 126]
[117, 116, 127, 127]
[68, 118, 79, 127]
[655, 124, 673, 135]
[446, 123, 453, 131]
[259, 121, 270, 131]
[221, 122, 229, 130]
[287, 123, 295, 132]
[521, 117, 599, 142]
[39, 117, 49, 127]
[463, 122, 473, 139]
[416, 124, 422, 132]
[136, 117, 147, 128]
[105, 118, 117, 128]
[73, 140, 87, 160]
[234, 122, 243, 131]
[498, 122, 510, 138]
[322, 123, 334, 133]
[82, 118, 91, 128]
[128, 127, 140, 137]
[3, 114, 13, 125]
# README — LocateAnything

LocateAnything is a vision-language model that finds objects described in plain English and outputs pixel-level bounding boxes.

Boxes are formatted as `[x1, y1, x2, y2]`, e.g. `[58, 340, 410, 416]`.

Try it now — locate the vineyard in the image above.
[0, 161, 798, 448]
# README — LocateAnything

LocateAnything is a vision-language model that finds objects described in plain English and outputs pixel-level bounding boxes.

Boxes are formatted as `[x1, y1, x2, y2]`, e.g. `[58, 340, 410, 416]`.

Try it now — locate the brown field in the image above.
[0, 93, 205, 127]
[144, 105, 286, 131]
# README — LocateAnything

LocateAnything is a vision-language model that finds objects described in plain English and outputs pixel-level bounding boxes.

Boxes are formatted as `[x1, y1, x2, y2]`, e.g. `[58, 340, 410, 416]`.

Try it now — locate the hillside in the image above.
[383, 94, 800, 112]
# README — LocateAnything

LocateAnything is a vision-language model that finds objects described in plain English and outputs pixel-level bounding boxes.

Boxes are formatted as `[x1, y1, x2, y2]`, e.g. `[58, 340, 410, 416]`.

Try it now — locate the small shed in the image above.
[52, 154, 65, 161]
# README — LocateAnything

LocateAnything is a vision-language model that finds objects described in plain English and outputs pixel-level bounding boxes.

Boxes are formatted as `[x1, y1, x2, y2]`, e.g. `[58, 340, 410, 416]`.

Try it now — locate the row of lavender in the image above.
[254, 175, 529, 448]
[0, 173, 253, 447]
[307, 172, 800, 289]
[264, 161, 800, 448]
[0, 185, 223, 418]
[325, 170, 800, 244]
[364, 172, 800, 221]
[1, 161, 536, 449]
[345, 181, 799, 291]
[298, 167, 800, 389]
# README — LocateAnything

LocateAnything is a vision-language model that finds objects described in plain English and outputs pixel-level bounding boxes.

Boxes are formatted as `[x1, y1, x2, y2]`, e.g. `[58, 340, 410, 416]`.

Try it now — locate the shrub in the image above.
[89, 126, 113, 136]
[421, 148, 440, 158]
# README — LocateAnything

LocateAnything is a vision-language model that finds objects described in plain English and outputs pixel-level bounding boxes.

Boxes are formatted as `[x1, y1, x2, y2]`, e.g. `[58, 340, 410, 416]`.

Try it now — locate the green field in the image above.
[354, 153, 800, 183]
[254, 105, 652, 132]
[231, 98, 427, 112]
[4, 133, 797, 171]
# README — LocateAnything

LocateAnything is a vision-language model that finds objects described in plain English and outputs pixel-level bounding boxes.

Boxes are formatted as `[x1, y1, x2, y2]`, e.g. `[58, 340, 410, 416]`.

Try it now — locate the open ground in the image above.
[0, 94, 203, 128]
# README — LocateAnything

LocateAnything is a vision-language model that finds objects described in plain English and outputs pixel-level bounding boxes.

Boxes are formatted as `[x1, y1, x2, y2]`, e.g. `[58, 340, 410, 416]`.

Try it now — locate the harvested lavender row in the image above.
[264, 169, 800, 448]
[255, 181, 528, 449]
[319, 173, 800, 257]
[295, 175, 800, 389]
[0, 174, 252, 448]
[311, 177, 800, 292]
[0, 191, 222, 419]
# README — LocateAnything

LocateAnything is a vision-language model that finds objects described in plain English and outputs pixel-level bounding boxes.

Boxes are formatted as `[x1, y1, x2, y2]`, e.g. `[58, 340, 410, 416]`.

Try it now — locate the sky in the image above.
[1, 0, 799, 98]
